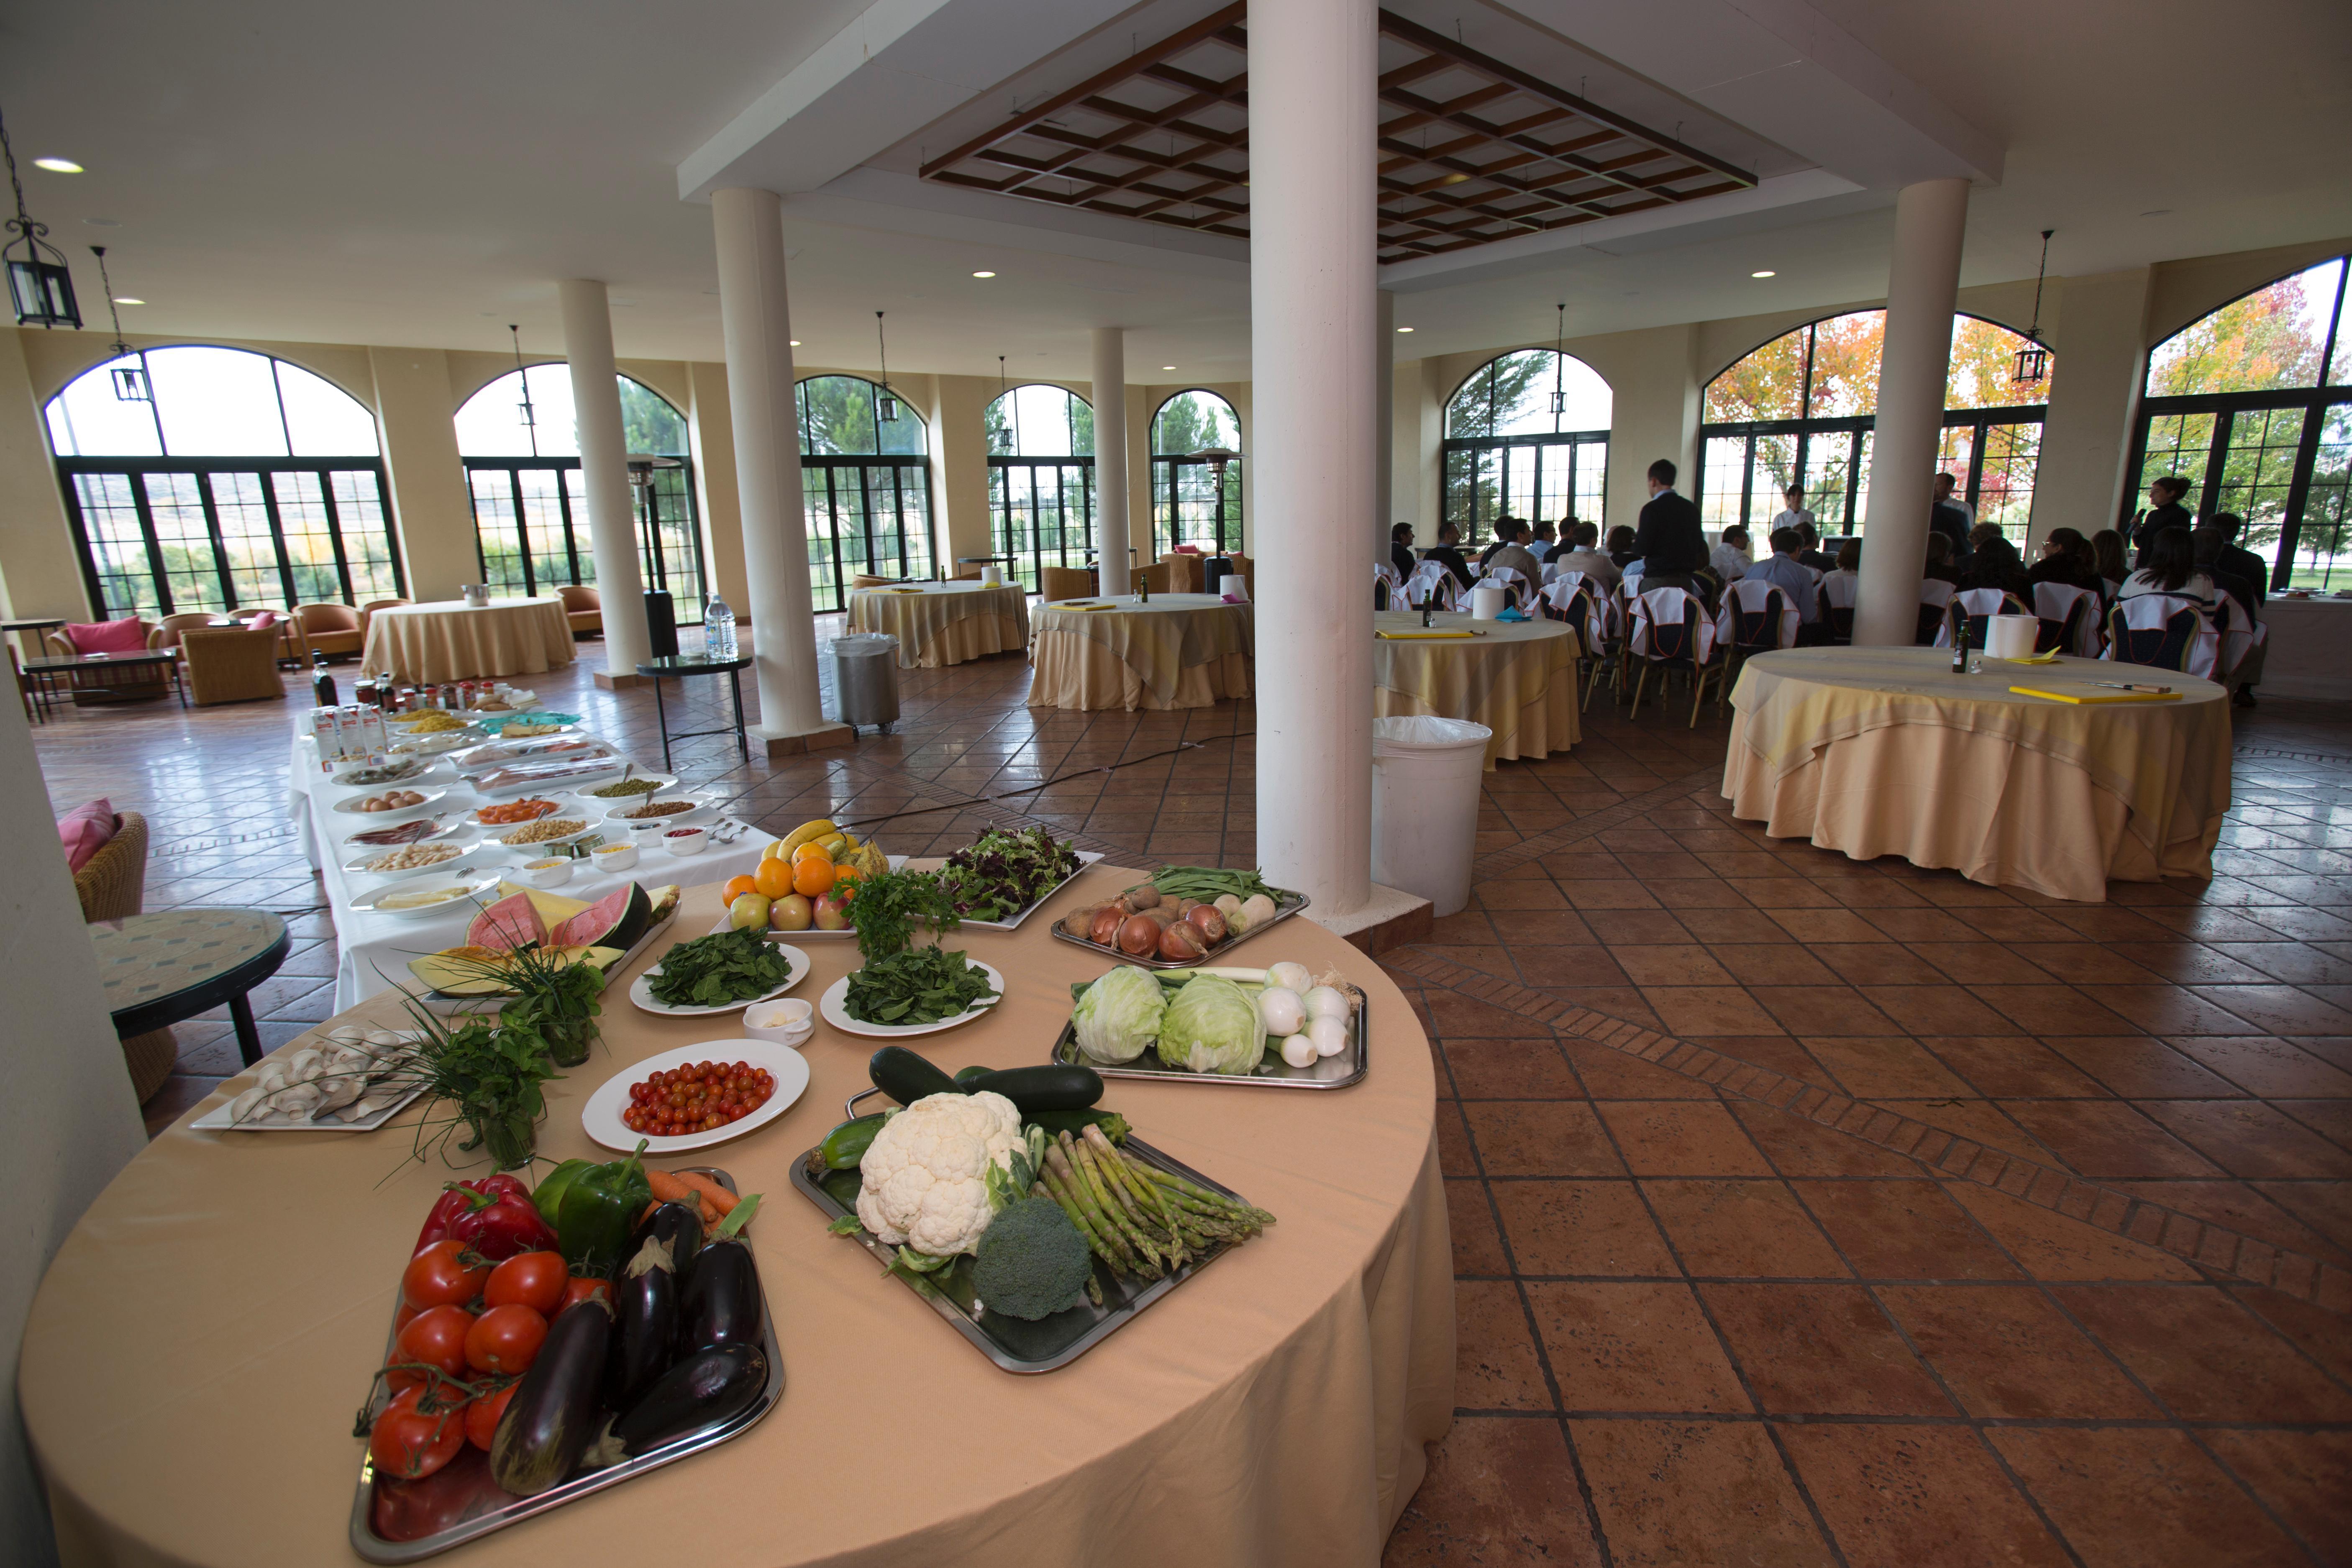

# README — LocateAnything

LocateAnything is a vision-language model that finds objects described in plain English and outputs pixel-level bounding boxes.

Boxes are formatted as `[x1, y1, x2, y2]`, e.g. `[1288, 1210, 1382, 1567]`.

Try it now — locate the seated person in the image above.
[1793, 520, 1834, 571]
[1389, 523, 1417, 581]
[1481, 521, 1545, 591]
[1923, 533, 1961, 585]
[1426, 521, 1476, 589]
[2027, 526, 2100, 590]
[1709, 525, 1754, 582]
[2191, 522, 2258, 622]
[1832, 538, 1860, 576]
[1527, 519, 1559, 564]
[1746, 528, 1827, 642]
[1550, 521, 1620, 592]
[2089, 528, 2130, 593]
[1958, 533, 2032, 602]
[2117, 525, 2216, 606]
[1606, 525, 1640, 571]
[1476, 520, 1517, 570]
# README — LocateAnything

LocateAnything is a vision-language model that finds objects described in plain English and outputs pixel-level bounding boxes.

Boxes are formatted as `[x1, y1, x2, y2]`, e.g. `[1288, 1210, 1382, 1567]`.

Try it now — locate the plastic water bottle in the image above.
[704, 593, 736, 659]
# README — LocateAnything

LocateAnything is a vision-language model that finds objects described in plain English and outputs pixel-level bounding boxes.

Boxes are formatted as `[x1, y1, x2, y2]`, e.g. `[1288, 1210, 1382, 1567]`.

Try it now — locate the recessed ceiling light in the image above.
[1750, 270, 1776, 278]
[1161, 365, 1176, 370]
[1396, 326, 1415, 333]
[33, 158, 82, 173]
[789, 339, 801, 346]
[112, 297, 144, 305]
[971, 270, 996, 278]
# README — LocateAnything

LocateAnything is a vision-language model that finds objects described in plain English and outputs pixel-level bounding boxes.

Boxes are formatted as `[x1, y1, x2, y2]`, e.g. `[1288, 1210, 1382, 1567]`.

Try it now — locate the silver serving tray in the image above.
[349, 1166, 781, 1562]
[1048, 979, 1369, 1090]
[1046, 889, 1313, 968]
[792, 1091, 1252, 1373]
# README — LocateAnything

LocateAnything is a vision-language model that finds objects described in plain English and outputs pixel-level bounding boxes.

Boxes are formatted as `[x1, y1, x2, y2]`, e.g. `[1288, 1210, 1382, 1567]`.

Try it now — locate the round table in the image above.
[1028, 594, 1253, 711]
[360, 598, 576, 685]
[635, 653, 752, 766]
[22, 865, 1451, 1568]
[1724, 646, 2232, 902]
[846, 581, 1030, 669]
[89, 908, 290, 1067]
[1372, 610, 1580, 769]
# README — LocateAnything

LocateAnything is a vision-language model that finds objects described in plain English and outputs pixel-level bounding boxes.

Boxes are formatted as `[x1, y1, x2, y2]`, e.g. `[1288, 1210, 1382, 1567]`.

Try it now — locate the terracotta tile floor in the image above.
[28, 624, 2352, 1564]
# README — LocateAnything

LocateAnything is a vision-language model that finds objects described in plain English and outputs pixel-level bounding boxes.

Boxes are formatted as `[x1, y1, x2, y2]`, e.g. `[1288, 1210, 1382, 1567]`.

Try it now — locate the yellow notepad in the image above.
[1377, 630, 1479, 640]
[2009, 686, 2182, 704]
[1057, 603, 1118, 612]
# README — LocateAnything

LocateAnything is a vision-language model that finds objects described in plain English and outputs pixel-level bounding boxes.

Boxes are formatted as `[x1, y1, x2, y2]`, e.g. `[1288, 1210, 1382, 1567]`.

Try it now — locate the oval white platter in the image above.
[818, 960, 1005, 1038]
[330, 786, 449, 819]
[348, 873, 502, 919]
[338, 841, 482, 881]
[579, 1037, 811, 1154]
[628, 944, 812, 1017]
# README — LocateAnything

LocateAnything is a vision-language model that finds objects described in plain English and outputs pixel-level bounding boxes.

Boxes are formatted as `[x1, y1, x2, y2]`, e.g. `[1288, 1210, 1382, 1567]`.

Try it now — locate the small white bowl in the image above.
[524, 857, 575, 887]
[742, 998, 815, 1045]
[661, 826, 709, 857]
[592, 841, 639, 871]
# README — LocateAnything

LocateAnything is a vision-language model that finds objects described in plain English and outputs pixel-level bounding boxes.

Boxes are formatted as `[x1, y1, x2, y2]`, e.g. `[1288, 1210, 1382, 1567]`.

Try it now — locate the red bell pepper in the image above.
[413, 1176, 558, 1260]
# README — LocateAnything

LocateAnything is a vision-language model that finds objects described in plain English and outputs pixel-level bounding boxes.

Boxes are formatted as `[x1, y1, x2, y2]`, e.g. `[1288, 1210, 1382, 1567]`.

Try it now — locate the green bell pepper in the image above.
[532, 1158, 597, 1232]
[552, 1141, 651, 1276]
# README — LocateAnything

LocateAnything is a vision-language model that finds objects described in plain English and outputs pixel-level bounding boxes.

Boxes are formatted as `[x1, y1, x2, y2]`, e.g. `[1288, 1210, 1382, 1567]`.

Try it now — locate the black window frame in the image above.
[799, 456, 937, 612]
[462, 456, 708, 619]
[1694, 405, 2048, 538]
[991, 456, 1097, 591]
[1439, 428, 1611, 539]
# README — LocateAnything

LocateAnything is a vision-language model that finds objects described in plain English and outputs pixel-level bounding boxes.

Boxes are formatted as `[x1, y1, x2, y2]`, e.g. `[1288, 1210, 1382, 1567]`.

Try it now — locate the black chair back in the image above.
[1726, 587, 1793, 653]
[2037, 594, 2091, 654]
[2105, 603, 2199, 671]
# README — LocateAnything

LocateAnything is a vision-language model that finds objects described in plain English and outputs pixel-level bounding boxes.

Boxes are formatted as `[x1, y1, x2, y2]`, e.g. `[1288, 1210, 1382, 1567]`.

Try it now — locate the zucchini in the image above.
[803, 1112, 888, 1178]
[961, 1063, 1103, 1113]
[869, 1045, 959, 1105]
[953, 1064, 994, 1085]
[1025, 1107, 1130, 1145]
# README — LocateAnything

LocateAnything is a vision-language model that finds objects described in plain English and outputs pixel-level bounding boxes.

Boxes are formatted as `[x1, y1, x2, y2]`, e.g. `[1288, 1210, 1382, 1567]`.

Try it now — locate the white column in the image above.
[557, 280, 652, 672]
[1854, 177, 1971, 646]
[1251, 0, 1376, 917]
[1090, 328, 1130, 589]
[711, 187, 832, 742]
[1374, 288, 1395, 564]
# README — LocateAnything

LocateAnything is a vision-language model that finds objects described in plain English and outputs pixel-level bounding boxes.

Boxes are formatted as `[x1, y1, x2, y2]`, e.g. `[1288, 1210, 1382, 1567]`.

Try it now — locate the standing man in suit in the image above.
[2129, 476, 2194, 564]
[1633, 459, 1706, 591]
[1933, 472, 1976, 529]
[1929, 477, 1974, 568]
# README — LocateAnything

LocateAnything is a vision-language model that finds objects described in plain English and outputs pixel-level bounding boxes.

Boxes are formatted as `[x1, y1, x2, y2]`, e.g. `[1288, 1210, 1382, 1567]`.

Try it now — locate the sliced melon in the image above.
[467, 893, 547, 952]
[494, 880, 591, 932]
[548, 882, 653, 951]
[407, 943, 623, 996]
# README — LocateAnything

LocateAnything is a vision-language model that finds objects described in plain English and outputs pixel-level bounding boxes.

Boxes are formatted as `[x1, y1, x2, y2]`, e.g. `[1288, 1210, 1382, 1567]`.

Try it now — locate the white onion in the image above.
[1308, 1015, 1348, 1058]
[1279, 1033, 1319, 1068]
[1266, 961, 1312, 995]
[1304, 984, 1349, 1023]
[1258, 986, 1307, 1038]
[1240, 894, 1279, 932]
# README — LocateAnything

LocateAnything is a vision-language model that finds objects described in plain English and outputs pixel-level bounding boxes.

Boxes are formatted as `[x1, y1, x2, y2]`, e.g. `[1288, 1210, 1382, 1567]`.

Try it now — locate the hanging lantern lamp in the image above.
[2012, 230, 2054, 390]
[2, 102, 80, 329]
[90, 247, 148, 402]
[508, 324, 541, 455]
[875, 311, 899, 423]
[990, 355, 1013, 453]
[1548, 302, 1568, 419]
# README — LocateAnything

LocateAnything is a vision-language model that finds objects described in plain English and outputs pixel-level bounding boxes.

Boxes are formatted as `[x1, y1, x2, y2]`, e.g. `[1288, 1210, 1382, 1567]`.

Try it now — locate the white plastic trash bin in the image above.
[1370, 715, 1492, 917]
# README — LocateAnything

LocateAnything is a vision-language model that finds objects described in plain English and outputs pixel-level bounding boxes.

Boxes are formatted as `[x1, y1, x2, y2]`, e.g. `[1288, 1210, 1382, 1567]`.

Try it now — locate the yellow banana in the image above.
[775, 819, 837, 859]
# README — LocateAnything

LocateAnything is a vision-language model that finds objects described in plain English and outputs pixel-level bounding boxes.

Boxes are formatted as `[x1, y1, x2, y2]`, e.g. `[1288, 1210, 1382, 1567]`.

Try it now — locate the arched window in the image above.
[2129, 255, 2351, 589]
[1696, 312, 2054, 545]
[1441, 351, 1611, 542]
[45, 345, 400, 618]
[1150, 390, 1243, 557]
[985, 384, 1093, 591]
[453, 367, 705, 616]
[795, 374, 934, 611]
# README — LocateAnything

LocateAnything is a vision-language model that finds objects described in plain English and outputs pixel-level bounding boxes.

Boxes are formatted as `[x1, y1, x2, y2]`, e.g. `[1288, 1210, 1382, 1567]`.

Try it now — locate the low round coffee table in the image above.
[90, 908, 290, 1067]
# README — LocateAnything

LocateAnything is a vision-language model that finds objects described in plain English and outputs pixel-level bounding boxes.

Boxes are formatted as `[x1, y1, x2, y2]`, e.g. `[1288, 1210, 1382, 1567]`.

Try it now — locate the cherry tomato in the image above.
[370, 1385, 468, 1481]
[401, 1240, 488, 1312]
[559, 1276, 611, 1315]
[463, 1381, 517, 1451]
[389, 1305, 474, 1388]
[483, 1250, 568, 1316]
[464, 1304, 547, 1376]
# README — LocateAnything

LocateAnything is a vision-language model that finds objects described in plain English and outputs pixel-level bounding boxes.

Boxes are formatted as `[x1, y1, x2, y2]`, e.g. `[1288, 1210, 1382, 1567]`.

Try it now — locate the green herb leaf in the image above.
[843, 945, 998, 1026]
[646, 927, 794, 1008]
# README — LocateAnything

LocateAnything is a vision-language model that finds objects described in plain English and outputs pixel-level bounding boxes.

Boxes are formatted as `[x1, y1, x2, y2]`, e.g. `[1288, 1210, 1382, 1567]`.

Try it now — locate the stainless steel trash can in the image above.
[829, 634, 900, 735]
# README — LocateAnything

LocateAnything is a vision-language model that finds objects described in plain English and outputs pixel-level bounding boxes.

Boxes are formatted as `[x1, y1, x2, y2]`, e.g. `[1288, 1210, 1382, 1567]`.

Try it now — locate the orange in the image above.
[722, 874, 758, 903]
[790, 841, 833, 868]
[830, 862, 861, 892]
[753, 858, 795, 900]
[792, 858, 835, 899]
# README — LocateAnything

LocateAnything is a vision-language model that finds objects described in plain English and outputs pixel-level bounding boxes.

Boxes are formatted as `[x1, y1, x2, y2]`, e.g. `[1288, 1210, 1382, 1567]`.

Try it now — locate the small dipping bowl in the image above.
[742, 997, 814, 1045]
[524, 856, 574, 887]
[592, 841, 639, 871]
[662, 825, 709, 857]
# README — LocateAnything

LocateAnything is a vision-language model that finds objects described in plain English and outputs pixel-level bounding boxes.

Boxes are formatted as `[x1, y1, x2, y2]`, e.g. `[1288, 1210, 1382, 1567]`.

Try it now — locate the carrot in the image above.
[671, 1170, 739, 1218]
[645, 1167, 703, 1209]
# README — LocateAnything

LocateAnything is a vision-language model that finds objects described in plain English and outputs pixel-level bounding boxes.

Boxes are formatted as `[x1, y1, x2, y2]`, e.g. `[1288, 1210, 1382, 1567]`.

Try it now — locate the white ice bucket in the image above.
[979, 564, 1003, 587]
[1987, 614, 2040, 660]
[1469, 585, 1507, 620]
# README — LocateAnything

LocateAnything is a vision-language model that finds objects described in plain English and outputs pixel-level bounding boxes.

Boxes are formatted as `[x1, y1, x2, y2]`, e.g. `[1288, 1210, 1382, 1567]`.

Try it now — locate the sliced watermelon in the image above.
[467, 892, 548, 952]
[548, 882, 654, 952]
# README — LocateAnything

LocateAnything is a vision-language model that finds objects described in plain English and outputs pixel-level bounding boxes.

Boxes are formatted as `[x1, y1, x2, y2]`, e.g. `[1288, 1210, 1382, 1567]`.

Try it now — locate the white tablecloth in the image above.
[2256, 594, 2352, 699]
[287, 730, 777, 1009]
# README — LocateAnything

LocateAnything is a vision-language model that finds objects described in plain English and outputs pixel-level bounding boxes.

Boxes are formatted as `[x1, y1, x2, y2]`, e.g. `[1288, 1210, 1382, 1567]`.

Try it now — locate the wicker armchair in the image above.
[556, 585, 602, 637]
[850, 574, 901, 590]
[1163, 553, 1205, 593]
[47, 619, 158, 658]
[1039, 566, 1094, 602]
[292, 603, 364, 659]
[148, 614, 216, 659]
[1129, 561, 1173, 595]
[180, 626, 287, 706]
[1225, 552, 1255, 597]
[72, 811, 177, 1103]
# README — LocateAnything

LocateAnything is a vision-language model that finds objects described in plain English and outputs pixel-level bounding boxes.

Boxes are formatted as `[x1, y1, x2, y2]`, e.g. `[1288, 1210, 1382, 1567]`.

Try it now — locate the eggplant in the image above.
[679, 1236, 764, 1353]
[605, 1344, 769, 1459]
[631, 1200, 705, 1275]
[606, 1236, 679, 1410]
[489, 1297, 610, 1496]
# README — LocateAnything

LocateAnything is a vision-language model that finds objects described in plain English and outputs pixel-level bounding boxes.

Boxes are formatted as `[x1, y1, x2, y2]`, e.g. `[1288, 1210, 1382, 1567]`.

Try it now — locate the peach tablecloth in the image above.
[360, 597, 576, 684]
[21, 864, 1452, 1568]
[1028, 594, 1253, 711]
[847, 581, 1031, 669]
[1373, 611, 1580, 769]
[1724, 646, 2231, 902]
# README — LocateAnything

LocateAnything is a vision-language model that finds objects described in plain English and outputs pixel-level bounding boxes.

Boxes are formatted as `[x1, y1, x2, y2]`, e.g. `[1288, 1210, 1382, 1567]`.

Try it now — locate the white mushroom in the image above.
[228, 1086, 272, 1125]
[325, 1025, 370, 1049]
[254, 1063, 289, 1096]
[284, 1048, 327, 1085]
[266, 1081, 325, 1120]
[339, 1090, 402, 1123]
[315, 1074, 367, 1113]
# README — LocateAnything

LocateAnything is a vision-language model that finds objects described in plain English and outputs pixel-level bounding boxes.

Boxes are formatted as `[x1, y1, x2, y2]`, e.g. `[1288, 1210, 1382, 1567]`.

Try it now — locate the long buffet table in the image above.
[20, 864, 1453, 1568]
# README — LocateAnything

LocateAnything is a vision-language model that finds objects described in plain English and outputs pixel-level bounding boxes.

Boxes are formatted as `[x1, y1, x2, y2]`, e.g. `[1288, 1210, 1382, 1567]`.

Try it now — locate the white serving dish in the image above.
[661, 827, 710, 857]
[818, 960, 1005, 1038]
[523, 857, 575, 888]
[573, 774, 680, 808]
[467, 799, 566, 830]
[628, 943, 811, 1017]
[592, 842, 640, 872]
[347, 873, 502, 919]
[741, 998, 815, 1046]
[329, 786, 449, 820]
[606, 797, 712, 830]
[578, 1038, 810, 1155]
[488, 818, 598, 854]
[338, 814, 470, 854]
[338, 840, 480, 881]
[331, 757, 441, 788]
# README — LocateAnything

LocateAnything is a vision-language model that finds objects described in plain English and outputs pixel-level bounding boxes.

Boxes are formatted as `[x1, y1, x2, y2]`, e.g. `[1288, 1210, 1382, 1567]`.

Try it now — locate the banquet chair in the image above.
[1819, 573, 1860, 644]
[1542, 576, 1618, 711]
[1403, 561, 1462, 612]
[2032, 582, 2103, 656]
[70, 810, 177, 1104]
[2102, 596, 2219, 678]
[1915, 580, 1955, 645]
[1933, 587, 2031, 649]
[1713, 579, 1800, 707]
[1475, 566, 1532, 611]
[1040, 566, 1094, 603]
[179, 626, 287, 706]
[2210, 591, 2267, 683]
[1373, 561, 1404, 611]
[358, 599, 410, 643]
[1627, 586, 1723, 728]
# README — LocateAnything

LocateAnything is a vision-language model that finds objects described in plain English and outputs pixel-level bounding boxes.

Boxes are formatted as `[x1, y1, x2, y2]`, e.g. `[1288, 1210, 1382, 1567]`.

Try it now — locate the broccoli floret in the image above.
[971, 1197, 1094, 1321]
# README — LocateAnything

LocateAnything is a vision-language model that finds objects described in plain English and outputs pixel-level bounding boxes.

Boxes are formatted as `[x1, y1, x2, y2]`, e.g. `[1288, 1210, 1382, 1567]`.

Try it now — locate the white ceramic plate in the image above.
[819, 959, 1005, 1038]
[330, 786, 449, 819]
[709, 855, 908, 941]
[579, 1038, 811, 1154]
[191, 1081, 428, 1134]
[629, 942, 812, 1016]
[348, 873, 502, 919]
[339, 840, 481, 880]
[572, 774, 680, 808]
[487, 818, 599, 854]
[607, 797, 714, 830]
[339, 813, 470, 853]
[331, 757, 442, 787]
[466, 798, 568, 830]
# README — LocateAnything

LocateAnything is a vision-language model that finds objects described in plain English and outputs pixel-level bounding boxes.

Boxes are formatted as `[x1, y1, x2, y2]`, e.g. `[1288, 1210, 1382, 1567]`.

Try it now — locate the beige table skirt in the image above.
[360, 598, 576, 685]
[1723, 647, 2231, 902]
[1028, 595, 1254, 711]
[1372, 611, 1580, 769]
[23, 864, 1452, 1568]
[847, 584, 1032, 669]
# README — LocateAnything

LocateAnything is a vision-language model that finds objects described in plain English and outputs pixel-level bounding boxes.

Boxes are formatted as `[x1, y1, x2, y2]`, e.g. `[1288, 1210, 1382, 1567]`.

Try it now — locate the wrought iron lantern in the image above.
[875, 311, 899, 423]
[1548, 302, 1568, 417]
[2012, 230, 2054, 390]
[91, 247, 148, 401]
[3, 105, 79, 329]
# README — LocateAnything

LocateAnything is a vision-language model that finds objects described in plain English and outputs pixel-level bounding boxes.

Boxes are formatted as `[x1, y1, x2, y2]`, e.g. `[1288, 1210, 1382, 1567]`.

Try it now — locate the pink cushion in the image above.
[62, 617, 148, 655]
[57, 799, 116, 874]
[1172, 545, 1202, 554]
[243, 611, 281, 631]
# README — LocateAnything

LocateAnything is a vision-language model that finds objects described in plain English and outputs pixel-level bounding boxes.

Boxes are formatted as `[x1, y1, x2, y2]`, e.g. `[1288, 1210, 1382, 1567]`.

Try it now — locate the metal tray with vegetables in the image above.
[792, 1046, 1275, 1373]
[350, 1161, 781, 1563]
[1050, 961, 1368, 1091]
[1047, 864, 1311, 969]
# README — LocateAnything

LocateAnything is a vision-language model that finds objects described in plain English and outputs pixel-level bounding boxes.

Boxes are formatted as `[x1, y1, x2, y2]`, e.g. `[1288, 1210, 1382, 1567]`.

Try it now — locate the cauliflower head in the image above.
[855, 1090, 1024, 1256]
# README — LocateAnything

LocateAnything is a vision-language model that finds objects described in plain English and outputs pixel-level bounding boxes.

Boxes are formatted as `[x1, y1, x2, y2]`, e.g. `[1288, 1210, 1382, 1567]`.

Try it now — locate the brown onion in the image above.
[1158, 921, 1207, 961]
[1185, 905, 1227, 943]
[1091, 907, 1127, 946]
[1118, 915, 1161, 956]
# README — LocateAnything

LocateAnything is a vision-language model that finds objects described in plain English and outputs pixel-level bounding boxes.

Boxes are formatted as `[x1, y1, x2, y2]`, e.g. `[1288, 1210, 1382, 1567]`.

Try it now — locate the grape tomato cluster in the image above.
[623, 1060, 776, 1136]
